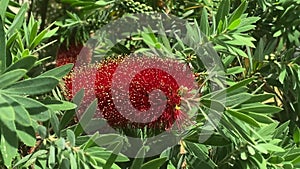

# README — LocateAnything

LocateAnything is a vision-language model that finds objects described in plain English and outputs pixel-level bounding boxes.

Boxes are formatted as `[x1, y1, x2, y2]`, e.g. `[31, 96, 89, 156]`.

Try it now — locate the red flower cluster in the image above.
[56, 43, 91, 67]
[57, 49, 196, 131]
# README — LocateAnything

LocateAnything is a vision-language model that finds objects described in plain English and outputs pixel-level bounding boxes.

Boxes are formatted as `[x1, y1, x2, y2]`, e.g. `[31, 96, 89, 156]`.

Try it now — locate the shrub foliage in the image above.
[0, 0, 300, 168]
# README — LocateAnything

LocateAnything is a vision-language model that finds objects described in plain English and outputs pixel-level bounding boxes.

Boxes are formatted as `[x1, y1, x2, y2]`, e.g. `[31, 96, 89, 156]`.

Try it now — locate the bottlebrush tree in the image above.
[0, 0, 300, 169]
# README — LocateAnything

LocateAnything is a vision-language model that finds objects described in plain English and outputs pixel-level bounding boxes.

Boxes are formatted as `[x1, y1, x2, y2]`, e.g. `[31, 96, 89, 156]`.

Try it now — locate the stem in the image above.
[39, 0, 49, 31]
[0, 17, 6, 73]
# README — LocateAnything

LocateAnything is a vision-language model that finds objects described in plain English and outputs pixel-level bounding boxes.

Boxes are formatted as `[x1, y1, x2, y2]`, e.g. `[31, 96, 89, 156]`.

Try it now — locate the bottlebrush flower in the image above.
[59, 54, 196, 131]
[56, 43, 92, 67]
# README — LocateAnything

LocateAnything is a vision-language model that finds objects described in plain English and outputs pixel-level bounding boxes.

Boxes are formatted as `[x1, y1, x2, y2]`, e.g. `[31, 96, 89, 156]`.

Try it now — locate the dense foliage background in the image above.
[0, 0, 300, 168]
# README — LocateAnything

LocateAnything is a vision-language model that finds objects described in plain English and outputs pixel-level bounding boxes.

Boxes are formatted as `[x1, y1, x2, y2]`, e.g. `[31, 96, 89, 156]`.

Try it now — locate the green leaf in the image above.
[95, 0, 114, 6]
[16, 124, 36, 147]
[30, 23, 57, 49]
[253, 38, 265, 62]
[130, 146, 147, 169]
[73, 89, 85, 108]
[237, 103, 283, 114]
[142, 30, 158, 48]
[0, 17, 6, 73]
[0, 95, 15, 121]
[7, 3, 27, 35]
[81, 132, 100, 150]
[48, 145, 56, 168]
[11, 96, 49, 121]
[216, 0, 230, 25]
[247, 145, 256, 155]
[41, 100, 77, 111]
[229, 1, 248, 24]
[224, 114, 255, 144]
[223, 55, 235, 67]
[227, 109, 260, 127]
[69, 152, 77, 169]
[226, 93, 252, 107]
[274, 121, 290, 139]
[229, 34, 256, 48]
[201, 98, 225, 110]
[236, 25, 256, 32]
[240, 151, 247, 160]
[0, 121, 18, 168]
[226, 66, 245, 75]
[55, 138, 65, 150]
[50, 111, 60, 137]
[0, 0, 9, 21]
[184, 142, 216, 169]
[3, 77, 59, 95]
[268, 155, 284, 164]
[39, 63, 73, 79]
[29, 16, 39, 44]
[273, 30, 282, 37]
[256, 143, 285, 153]
[228, 78, 254, 93]
[2, 94, 31, 126]
[86, 147, 129, 162]
[103, 142, 124, 169]
[78, 99, 98, 130]
[59, 109, 75, 130]
[14, 150, 48, 168]
[244, 94, 275, 103]
[60, 158, 70, 169]
[94, 134, 124, 147]
[292, 156, 300, 167]
[246, 112, 275, 124]
[60, 89, 84, 130]
[67, 129, 75, 147]
[200, 133, 231, 146]
[257, 123, 278, 138]
[141, 157, 167, 169]
[208, 78, 253, 100]
[200, 8, 209, 35]
[250, 153, 267, 169]
[37, 125, 47, 139]
[228, 18, 241, 30]
[293, 127, 300, 145]
[279, 67, 286, 84]
[5, 56, 37, 72]
[0, 69, 27, 89]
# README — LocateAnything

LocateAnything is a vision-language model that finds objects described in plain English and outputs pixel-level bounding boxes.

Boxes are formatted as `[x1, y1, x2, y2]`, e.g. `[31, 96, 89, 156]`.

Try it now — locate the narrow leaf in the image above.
[39, 63, 73, 79]
[16, 124, 36, 147]
[5, 56, 37, 72]
[2, 94, 31, 126]
[0, 69, 27, 89]
[0, 0, 9, 21]
[0, 17, 6, 73]
[0, 121, 18, 168]
[4, 77, 59, 95]
[0, 95, 15, 121]
[238, 103, 283, 114]
[7, 3, 27, 35]
[216, 0, 230, 25]
[141, 157, 167, 169]
[227, 109, 260, 127]
[41, 100, 77, 111]
[200, 8, 209, 35]
[103, 142, 124, 169]
[67, 129, 75, 147]
[78, 99, 98, 129]
[229, 1, 248, 23]
[11, 96, 49, 120]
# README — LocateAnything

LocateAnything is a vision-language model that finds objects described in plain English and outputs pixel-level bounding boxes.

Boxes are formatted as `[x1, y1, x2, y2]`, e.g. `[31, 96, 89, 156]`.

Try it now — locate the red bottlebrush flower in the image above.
[62, 56, 196, 131]
[56, 43, 92, 67]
